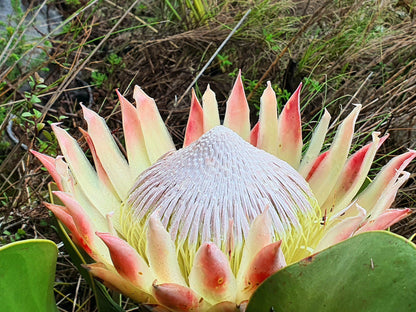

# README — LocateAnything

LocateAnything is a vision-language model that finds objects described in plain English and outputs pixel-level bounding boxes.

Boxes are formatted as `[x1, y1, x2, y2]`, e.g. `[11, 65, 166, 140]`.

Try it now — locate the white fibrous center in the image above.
[123, 126, 318, 270]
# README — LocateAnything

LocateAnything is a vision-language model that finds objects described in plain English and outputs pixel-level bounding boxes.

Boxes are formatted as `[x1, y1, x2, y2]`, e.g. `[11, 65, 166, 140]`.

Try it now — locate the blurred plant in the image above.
[162, 0, 217, 27]
[91, 71, 108, 88]
[1, 228, 26, 244]
[217, 53, 232, 72]
[65, 0, 81, 6]
[24, 73, 47, 108]
[107, 53, 125, 74]
[0, 1, 51, 81]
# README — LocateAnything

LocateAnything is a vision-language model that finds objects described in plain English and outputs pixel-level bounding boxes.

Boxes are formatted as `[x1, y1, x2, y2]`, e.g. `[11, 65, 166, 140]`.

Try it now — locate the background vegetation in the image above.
[0, 0, 415, 310]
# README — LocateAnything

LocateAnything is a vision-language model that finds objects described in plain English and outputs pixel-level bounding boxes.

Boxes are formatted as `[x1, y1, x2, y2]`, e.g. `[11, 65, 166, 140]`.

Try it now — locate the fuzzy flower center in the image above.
[119, 126, 320, 274]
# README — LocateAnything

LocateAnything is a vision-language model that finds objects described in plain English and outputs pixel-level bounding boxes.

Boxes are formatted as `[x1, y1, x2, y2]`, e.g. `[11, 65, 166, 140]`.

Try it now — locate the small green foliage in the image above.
[1, 228, 26, 243]
[217, 54, 232, 72]
[91, 71, 108, 87]
[10, 0, 23, 16]
[21, 74, 48, 108]
[274, 87, 291, 112]
[263, 29, 284, 51]
[6, 26, 15, 36]
[65, 0, 81, 6]
[107, 53, 125, 75]
[0, 107, 11, 160]
[11, 73, 60, 155]
[21, 108, 42, 124]
[0, 140, 10, 152]
[107, 53, 123, 66]
[39, 220, 49, 227]
[303, 77, 323, 93]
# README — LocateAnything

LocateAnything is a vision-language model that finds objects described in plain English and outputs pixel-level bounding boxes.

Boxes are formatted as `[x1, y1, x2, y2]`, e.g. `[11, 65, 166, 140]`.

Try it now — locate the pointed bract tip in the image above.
[261, 205, 270, 215]
[251, 206, 271, 230]
[189, 242, 236, 304]
[377, 133, 389, 147]
[224, 69, 250, 140]
[352, 103, 362, 113]
[294, 82, 302, 94]
[30, 150, 62, 187]
[184, 89, 204, 147]
[149, 212, 161, 226]
[95, 231, 112, 241]
[234, 69, 243, 89]
[245, 240, 285, 288]
[96, 231, 154, 288]
[249, 122, 259, 146]
[262, 81, 275, 96]
[341, 104, 361, 125]
[147, 213, 168, 238]
[153, 282, 200, 312]
[29, 149, 40, 156]
[50, 122, 63, 130]
[81, 104, 98, 123]
[358, 208, 412, 234]
[53, 191, 94, 240]
[117, 89, 133, 106]
[133, 85, 153, 103]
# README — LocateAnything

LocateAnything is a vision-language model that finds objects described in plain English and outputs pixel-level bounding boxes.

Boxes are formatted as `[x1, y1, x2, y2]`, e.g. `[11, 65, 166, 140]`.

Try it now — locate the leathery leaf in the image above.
[247, 231, 416, 312]
[0, 239, 58, 312]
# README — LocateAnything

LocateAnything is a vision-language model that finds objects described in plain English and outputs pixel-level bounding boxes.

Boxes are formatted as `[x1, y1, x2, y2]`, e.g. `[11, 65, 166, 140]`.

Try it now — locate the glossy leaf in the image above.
[247, 231, 416, 312]
[0, 239, 58, 312]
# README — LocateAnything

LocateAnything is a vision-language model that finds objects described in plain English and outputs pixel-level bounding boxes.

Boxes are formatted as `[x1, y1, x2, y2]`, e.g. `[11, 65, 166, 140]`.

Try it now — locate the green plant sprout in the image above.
[91, 71, 108, 87]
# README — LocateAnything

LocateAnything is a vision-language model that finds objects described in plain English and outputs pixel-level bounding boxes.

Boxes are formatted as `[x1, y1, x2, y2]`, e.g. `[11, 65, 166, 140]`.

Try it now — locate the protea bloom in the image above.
[32, 71, 415, 311]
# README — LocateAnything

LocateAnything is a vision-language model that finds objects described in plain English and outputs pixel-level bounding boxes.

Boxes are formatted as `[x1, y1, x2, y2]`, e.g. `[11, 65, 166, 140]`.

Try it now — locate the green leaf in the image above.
[30, 95, 42, 104]
[37, 122, 45, 132]
[43, 130, 53, 141]
[247, 231, 416, 312]
[0, 239, 58, 312]
[29, 77, 35, 89]
[48, 183, 125, 312]
[21, 111, 33, 118]
[33, 109, 42, 119]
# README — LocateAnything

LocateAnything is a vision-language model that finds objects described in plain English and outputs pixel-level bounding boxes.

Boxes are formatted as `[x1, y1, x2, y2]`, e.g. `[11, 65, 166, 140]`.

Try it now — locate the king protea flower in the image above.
[32, 71, 414, 312]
